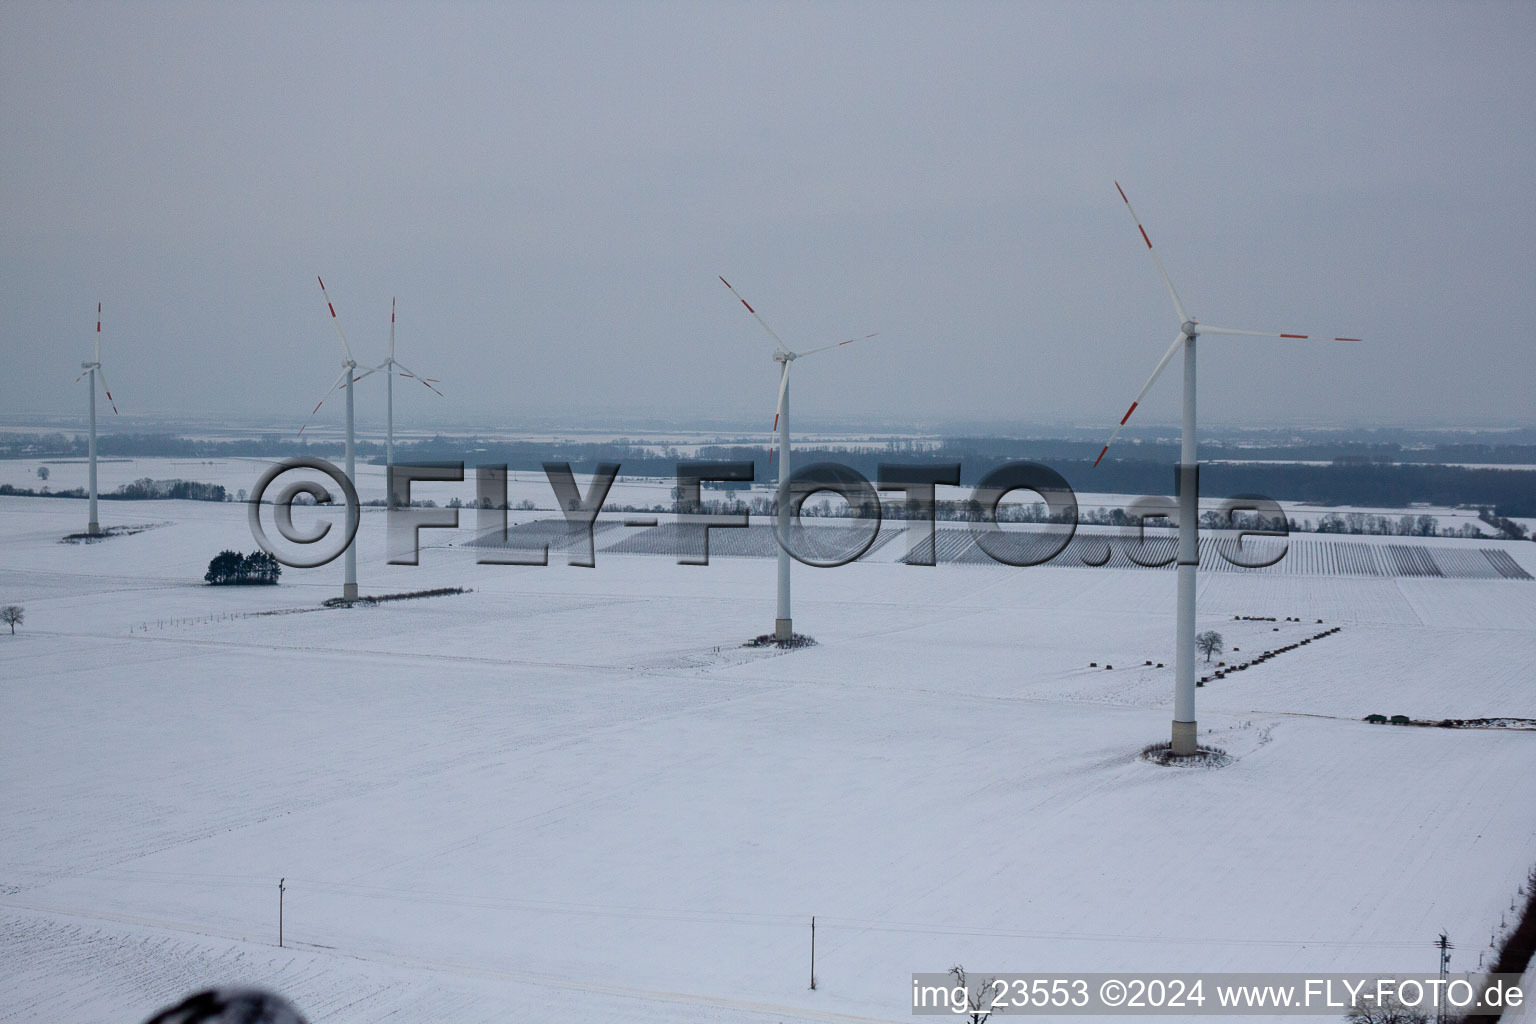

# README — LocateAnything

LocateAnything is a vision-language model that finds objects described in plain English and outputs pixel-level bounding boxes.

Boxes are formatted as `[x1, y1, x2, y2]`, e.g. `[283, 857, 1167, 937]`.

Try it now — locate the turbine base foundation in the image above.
[774, 618, 793, 642]
[87, 521, 100, 536]
[1171, 720, 1198, 756]
[343, 582, 359, 602]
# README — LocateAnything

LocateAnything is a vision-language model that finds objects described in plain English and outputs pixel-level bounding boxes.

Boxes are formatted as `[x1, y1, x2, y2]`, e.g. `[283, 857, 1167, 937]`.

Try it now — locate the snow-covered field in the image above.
[2, 488, 1534, 1023]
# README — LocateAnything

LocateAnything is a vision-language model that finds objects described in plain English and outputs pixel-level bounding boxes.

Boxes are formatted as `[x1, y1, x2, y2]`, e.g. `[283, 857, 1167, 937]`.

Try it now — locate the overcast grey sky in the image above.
[2, 1, 1532, 435]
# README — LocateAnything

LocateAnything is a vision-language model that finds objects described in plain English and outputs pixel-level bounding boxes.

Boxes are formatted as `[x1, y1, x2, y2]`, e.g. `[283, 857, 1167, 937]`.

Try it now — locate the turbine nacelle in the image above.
[1181, 320, 1199, 337]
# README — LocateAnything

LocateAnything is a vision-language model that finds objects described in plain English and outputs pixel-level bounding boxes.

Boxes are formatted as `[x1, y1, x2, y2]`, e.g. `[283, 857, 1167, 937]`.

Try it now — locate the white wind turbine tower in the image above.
[719, 277, 876, 642]
[73, 302, 118, 536]
[299, 276, 364, 601]
[1097, 182, 1360, 755]
[368, 298, 443, 501]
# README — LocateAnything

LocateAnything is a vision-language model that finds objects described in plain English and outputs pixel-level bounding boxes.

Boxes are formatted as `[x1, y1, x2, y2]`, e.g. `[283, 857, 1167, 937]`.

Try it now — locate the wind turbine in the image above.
[719, 277, 875, 642]
[1097, 182, 1360, 755]
[299, 276, 363, 601]
[367, 298, 442, 503]
[73, 302, 118, 536]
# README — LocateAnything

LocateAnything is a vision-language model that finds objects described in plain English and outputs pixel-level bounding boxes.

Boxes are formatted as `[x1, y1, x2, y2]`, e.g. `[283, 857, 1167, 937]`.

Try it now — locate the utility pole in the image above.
[1435, 931, 1451, 1024]
[809, 916, 816, 990]
[279, 878, 286, 948]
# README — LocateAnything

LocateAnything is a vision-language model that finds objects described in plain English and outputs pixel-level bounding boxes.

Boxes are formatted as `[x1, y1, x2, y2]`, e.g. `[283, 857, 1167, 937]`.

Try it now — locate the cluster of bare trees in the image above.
[1343, 991, 1429, 1023]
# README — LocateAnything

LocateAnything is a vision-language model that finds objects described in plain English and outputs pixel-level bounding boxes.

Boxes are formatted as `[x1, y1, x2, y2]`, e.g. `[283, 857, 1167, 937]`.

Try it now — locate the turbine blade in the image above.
[297, 368, 349, 437]
[773, 359, 792, 432]
[1094, 331, 1185, 467]
[95, 302, 102, 364]
[393, 359, 443, 396]
[96, 367, 119, 414]
[1197, 323, 1362, 342]
[1115, 181, 1188, 325]
[719, 276, 790, 354]
[767, 361, 793, 464]
[795, 332, 878, 358]
[316, 276, 354, 361]
[390, 297, 396, 359]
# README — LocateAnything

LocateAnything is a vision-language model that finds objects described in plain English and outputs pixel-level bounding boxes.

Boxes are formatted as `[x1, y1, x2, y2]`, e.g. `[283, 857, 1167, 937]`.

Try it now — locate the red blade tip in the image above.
[1094, 446, 1108, 468]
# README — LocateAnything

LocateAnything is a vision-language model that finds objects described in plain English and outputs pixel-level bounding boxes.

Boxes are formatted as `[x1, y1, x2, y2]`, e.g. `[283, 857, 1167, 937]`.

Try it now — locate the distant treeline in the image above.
[4, 433, 1534, 517]
[2, 432, 360, 460]
[0, 478, 227, 502]
[406, 440, 1536, 516]
[473, 441, 1536, 518]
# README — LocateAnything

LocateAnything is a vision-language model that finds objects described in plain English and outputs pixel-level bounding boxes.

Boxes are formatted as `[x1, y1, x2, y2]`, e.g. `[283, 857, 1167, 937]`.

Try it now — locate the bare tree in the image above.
[948, 965, 997, 1024]
[1343, 990, 1429, 1023]
[1, 605, 23, 635]
[36, 466, 49, 481]
[1196, 629, 1225, 662]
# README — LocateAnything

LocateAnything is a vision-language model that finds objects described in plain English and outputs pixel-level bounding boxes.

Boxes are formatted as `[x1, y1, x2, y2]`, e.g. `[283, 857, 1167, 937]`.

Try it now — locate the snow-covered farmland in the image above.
[1, 489, 1534, 1023]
